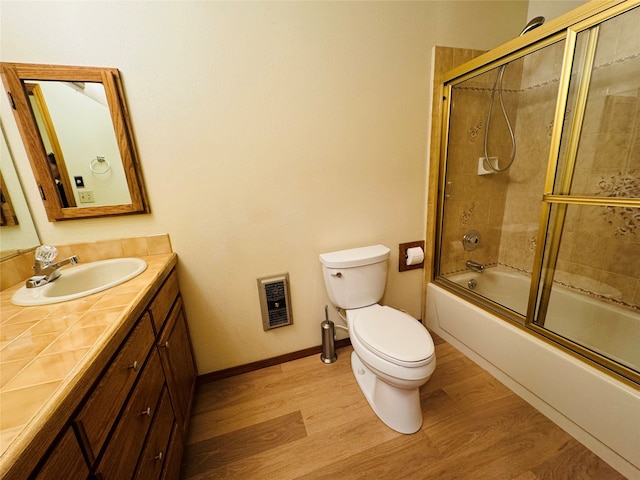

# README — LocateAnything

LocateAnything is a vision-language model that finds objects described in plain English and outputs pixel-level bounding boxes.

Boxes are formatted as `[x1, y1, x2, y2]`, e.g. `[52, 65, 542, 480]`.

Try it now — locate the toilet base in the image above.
[350, 351, 423, 434]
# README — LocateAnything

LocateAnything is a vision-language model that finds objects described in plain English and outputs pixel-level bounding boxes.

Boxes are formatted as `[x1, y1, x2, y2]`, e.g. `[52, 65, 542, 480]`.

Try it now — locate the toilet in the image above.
[319, 244, 435, 434]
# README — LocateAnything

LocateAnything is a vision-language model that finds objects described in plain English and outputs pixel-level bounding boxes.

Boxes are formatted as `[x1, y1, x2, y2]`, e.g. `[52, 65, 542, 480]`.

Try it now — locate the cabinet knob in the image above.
[159, 341, 169, 349]
[154, 452, 164, 462]
[128, 360, 139, 371]
[141, 407, 151, 416]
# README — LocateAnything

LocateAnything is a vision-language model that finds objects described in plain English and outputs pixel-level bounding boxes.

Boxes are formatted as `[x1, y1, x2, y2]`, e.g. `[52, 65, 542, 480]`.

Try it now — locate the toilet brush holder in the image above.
[320, 319, 337, 364]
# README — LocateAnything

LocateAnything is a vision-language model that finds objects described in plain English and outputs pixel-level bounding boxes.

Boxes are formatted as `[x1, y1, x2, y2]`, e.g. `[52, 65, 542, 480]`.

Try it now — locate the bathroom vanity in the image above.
[0, 251, 197, 479]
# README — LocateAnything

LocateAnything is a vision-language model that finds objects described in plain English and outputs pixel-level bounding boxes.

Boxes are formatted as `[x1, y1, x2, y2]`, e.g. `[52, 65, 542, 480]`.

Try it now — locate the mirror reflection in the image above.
[27, 80, 132, 208]
[0, 171, 19, 226]
[0, 62, 149, 221]
[0, 125, 40, 257]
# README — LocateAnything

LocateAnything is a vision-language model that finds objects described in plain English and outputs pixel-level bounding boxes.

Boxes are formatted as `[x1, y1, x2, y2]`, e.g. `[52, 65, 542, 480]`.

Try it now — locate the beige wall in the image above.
[0, 1, 528, 373]
[527, 0, 590, 20]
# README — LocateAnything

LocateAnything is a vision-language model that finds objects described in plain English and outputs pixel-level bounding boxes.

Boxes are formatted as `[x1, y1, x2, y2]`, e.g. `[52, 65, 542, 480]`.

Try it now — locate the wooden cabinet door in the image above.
[94, 350, 165, 480]
[149, 270, 179, 333]
[33, 427, 89, 480]
[158, 297, 197, 436]
[74, 314, 154, 462]
[160, 423, 184, 480]
[133, 387, 175, 480]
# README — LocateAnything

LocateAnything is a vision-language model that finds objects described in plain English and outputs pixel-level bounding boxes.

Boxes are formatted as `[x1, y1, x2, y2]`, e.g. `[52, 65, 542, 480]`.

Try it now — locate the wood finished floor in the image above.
[181, 335, 626, 479]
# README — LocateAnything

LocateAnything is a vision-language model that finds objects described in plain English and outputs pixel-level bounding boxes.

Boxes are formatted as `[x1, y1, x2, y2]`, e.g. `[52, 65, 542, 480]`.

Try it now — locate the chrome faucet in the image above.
[26, 245, 80, 288]
[466, 260, 485, 273]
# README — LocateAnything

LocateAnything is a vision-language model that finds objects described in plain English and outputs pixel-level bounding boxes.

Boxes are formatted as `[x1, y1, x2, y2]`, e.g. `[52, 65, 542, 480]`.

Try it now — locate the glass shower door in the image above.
[533, 6, 640, 376]
[437, 39, 566, 320]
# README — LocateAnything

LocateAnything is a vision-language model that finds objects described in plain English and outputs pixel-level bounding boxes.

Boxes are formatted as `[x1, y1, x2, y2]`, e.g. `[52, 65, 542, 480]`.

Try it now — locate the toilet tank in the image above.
[319, 245, 390, 309]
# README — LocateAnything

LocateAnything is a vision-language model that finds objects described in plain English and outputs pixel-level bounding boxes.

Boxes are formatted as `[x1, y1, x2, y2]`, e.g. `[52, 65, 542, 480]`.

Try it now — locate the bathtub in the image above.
[426, 279, 640, 479]
[446, 267, 639, 371]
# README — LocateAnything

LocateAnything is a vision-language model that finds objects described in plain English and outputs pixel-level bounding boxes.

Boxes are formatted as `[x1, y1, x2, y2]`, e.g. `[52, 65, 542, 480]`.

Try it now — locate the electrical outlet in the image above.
[79, 190, 95, 203]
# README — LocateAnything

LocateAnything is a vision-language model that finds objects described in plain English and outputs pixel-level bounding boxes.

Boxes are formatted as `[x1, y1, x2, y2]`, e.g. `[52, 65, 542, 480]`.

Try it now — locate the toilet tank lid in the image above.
[319, 244, 390, 268]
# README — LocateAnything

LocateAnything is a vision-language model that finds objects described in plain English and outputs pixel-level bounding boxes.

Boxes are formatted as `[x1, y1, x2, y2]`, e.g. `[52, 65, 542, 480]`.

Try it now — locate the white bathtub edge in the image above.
[426, 282, 640, 480]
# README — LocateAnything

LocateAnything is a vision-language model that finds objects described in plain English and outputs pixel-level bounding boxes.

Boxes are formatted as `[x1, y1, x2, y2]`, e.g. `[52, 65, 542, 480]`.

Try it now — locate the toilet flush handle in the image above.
[331, 272, 342, 278]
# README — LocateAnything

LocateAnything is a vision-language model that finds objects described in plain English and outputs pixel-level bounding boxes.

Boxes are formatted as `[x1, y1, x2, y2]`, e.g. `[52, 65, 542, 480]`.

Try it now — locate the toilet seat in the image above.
[350, 305, 434, 368]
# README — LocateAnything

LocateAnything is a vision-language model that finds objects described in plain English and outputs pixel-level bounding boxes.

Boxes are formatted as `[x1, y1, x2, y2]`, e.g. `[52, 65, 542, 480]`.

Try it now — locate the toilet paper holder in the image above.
[398, 240, 425, 272]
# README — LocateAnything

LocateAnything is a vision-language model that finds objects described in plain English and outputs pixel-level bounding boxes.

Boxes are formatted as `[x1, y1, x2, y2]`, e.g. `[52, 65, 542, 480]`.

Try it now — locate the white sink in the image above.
[12, 258, 147, 306]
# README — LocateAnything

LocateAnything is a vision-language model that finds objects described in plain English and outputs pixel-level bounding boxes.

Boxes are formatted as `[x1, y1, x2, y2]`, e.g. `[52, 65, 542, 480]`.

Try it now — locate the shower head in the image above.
[520, 16, 545, 36]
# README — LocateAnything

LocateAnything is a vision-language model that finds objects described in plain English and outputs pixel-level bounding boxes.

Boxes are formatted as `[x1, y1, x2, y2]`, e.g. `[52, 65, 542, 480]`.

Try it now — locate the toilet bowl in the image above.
[347, 305, 435, 434]
[319, 245, 436, 434]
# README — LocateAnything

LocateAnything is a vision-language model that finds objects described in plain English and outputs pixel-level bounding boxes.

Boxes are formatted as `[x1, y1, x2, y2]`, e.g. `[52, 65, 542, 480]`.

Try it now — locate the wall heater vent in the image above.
[257, 273, 293, 331]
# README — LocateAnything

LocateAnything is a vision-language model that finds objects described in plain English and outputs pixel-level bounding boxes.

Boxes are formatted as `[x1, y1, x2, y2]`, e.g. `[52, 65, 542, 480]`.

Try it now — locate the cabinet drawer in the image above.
[94, 349, 165, 480]
[74, 313, 155, 461]
[134, 387, 175, 479]
[149, 270, 179, 333]
[33, 427, 89, 479]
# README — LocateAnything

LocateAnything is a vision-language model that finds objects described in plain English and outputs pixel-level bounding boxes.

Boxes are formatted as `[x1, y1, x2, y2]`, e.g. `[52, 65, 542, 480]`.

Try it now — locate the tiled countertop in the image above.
[0, 252, 177, 477]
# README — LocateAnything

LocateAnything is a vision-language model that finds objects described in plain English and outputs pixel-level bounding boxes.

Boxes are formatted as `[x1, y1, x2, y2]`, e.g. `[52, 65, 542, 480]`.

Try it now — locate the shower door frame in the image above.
[432, 0, 640, 386]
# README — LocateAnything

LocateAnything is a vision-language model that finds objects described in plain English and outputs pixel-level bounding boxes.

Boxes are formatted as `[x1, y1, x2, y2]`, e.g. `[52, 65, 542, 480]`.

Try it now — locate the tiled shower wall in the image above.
[437, 51, 517, 274]
[425, 46, 485, 290]
[438, 40, 564, 277]
[498, 40, 566, 273]
[554, 7, 640, 309]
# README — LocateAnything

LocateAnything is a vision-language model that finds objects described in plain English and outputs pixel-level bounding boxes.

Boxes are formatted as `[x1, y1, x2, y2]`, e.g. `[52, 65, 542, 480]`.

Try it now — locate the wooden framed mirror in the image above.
[0, 62, 149, 221]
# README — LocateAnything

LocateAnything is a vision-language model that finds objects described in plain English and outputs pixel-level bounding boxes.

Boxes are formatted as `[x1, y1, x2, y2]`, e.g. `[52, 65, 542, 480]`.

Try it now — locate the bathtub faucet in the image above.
[466, 260, 485, 273]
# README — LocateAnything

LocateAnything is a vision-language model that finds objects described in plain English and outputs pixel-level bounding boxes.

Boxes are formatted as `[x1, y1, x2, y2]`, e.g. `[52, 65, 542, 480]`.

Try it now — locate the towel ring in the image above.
[90, 156, 111, 174]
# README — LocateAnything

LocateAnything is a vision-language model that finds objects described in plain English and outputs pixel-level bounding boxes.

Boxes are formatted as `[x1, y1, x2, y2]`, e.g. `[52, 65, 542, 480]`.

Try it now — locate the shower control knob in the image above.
[462, 230, 481, 251]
